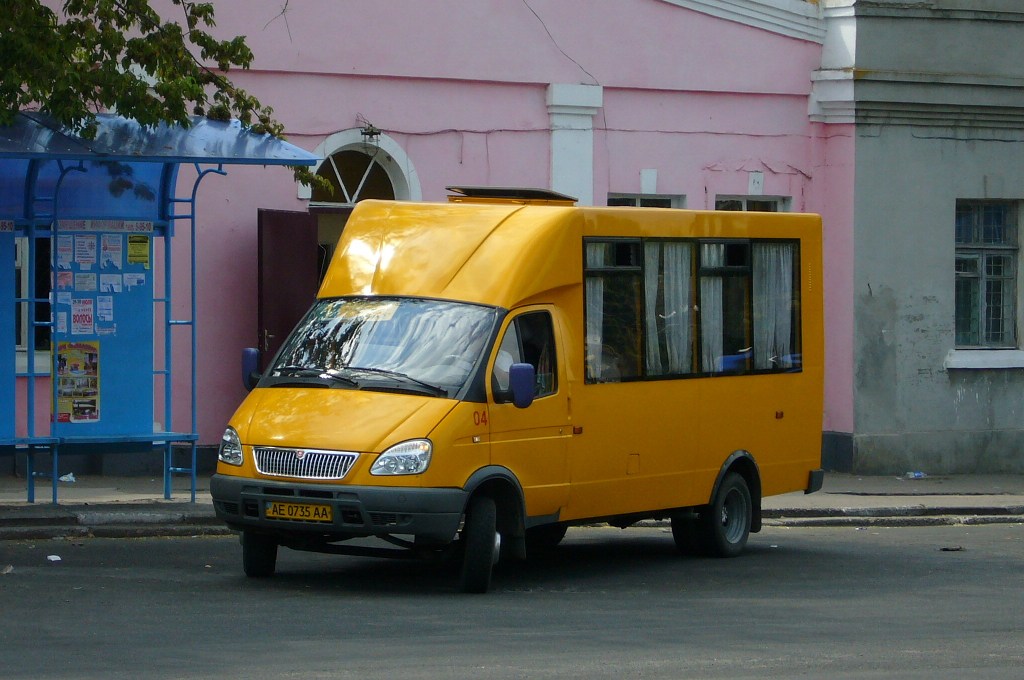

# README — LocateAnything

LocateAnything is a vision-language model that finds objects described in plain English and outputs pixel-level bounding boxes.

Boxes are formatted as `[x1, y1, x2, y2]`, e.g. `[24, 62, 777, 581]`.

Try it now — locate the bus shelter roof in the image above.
[0, 110, 317, 164]
[0, 111, 318, 224]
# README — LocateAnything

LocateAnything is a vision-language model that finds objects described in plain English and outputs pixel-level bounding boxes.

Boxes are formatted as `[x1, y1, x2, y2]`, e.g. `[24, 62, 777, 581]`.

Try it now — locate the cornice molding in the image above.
[809, 69, 856, 123]
[658, 0, 826, 43]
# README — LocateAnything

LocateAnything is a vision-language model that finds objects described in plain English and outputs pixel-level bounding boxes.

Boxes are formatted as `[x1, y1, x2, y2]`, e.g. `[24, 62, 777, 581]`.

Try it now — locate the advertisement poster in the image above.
[71, 298, 95, 335]
[56, 341, 100, 423]
[74, 234, 97, 269]
[101, 233, 124, 269]
[56, 235, 73, 269]
[127, 235, 150, 269]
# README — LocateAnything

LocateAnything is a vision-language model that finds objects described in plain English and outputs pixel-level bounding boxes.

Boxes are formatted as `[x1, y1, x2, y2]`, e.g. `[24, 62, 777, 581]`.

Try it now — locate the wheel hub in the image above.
[491, 532, 501, 566]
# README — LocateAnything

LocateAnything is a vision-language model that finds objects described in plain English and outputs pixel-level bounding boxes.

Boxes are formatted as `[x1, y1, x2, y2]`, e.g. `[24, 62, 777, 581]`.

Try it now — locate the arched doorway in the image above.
[304, 130, 421, 283]
[257, 132, 419, 365]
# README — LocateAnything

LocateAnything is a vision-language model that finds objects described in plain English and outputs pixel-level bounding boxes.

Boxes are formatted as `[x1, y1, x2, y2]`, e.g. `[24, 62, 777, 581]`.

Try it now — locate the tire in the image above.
[526, 523, 568, 552]
[699, 472, 752, 558]
[459, 495, 500, 594]
[242, 530, 278, 578]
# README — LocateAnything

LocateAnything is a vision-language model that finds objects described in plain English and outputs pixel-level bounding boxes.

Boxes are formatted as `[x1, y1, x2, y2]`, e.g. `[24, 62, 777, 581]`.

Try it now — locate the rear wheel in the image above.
[242, 530, 278, 577]
[460, 496, 500, 593]
[699, 472, 752, 558]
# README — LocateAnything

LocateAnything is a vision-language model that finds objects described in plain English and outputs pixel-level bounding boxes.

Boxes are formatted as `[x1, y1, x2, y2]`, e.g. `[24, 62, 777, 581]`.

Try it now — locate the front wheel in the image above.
[699, 472, 752, 558]
[459, 495, 500, 594]
[242, 530, 278, 577]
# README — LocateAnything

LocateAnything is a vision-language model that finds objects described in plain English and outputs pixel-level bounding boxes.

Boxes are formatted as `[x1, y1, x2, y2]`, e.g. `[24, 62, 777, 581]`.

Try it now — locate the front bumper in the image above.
[210, 474, 467, 544]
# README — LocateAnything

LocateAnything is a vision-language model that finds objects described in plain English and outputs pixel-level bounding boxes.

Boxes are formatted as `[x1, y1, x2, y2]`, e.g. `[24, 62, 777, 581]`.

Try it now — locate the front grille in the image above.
[253, 446, 358, 480]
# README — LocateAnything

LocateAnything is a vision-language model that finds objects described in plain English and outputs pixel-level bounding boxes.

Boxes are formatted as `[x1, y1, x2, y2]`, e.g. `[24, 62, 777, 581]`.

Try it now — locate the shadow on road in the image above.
[251, 526, 836, 595]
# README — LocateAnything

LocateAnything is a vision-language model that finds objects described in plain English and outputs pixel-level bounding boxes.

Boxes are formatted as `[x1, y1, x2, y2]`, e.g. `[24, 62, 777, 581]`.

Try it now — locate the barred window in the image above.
[955, 201, 1018, 348]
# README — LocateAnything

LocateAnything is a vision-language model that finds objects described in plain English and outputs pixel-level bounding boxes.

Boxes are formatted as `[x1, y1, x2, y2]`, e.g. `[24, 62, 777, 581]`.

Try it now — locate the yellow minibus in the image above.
[211, 187, 824, 593]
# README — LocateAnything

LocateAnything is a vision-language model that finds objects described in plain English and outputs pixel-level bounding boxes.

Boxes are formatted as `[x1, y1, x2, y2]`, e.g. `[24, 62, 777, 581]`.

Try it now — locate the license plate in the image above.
[265, 501, 333, 522]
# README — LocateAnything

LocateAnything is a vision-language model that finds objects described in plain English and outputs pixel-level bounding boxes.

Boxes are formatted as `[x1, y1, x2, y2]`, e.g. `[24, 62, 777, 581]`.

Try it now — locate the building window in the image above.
[14, 236, 52, 355]
[955, 200, 1018, 348]
[608, 194, 684, 209]
[715, 196, 788, 212]
[311, 149, 395, 205]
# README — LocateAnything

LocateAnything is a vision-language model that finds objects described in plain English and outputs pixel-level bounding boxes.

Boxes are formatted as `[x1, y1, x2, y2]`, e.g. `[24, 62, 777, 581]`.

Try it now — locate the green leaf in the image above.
[2, 0, 307, 186]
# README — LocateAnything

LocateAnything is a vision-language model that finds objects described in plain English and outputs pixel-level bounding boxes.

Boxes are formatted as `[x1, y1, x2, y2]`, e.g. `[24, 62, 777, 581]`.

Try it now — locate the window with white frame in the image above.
[715, 196, 788, 212]
[608, 194, 684, 209]
[955, 200, 1018, 348]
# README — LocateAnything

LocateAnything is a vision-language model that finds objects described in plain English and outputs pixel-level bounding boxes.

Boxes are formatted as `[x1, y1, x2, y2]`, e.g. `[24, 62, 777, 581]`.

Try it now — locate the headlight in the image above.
[370, 439, 432, 476]
[218, 427, 243, 466]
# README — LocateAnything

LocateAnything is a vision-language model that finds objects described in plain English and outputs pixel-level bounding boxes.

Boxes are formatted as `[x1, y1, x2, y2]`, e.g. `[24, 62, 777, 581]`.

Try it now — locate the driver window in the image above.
[491, 311, 557, 398]
[492, 324, 520, 393]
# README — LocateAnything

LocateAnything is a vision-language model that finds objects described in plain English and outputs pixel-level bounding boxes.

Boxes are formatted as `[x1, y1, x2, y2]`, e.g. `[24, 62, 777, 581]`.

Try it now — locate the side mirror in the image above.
[242, 347, 262, 391]
[509, 363, 535, 409]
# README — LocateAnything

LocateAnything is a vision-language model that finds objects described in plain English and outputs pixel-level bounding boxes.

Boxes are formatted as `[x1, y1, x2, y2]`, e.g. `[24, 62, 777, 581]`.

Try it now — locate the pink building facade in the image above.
[16, 1, 856, 469]
[176, 0, 854, 458]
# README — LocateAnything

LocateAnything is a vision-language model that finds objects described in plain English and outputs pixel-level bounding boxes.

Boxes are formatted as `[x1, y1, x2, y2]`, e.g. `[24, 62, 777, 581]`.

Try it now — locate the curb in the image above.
[762, 505, 1024, 519]
[635, 508, 1024, 531]
[0, 524, 233, 541]
[763, 515, 1024, 528]
[1, 507, 1023, 542]
[0, 503, 225, 541]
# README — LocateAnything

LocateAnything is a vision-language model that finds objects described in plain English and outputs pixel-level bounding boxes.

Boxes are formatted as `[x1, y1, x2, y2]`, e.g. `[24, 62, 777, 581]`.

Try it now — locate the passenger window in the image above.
[491, 312, 558, 399]
[585, 236, 800, 380]
[584, 240, 643, 382]
[699, 242, 752, 374]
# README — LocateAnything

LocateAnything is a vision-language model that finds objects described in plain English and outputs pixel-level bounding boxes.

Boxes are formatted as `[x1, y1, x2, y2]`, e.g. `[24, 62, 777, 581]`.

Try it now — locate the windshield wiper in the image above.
[273, 365, 358, 387]
[345, 366, 448, 397]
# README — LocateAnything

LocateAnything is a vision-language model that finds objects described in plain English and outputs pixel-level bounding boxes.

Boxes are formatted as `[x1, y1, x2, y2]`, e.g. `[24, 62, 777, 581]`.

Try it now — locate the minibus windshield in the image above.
[267, 297, 498, 398]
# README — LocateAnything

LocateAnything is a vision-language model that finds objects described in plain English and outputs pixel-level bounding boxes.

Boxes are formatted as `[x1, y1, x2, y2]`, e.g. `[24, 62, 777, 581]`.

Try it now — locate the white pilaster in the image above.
[547, 84, 603, 206]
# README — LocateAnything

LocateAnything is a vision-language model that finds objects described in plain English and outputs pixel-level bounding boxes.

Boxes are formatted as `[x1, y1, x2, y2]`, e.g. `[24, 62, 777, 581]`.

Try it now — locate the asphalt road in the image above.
[1, 524, 1022, 679]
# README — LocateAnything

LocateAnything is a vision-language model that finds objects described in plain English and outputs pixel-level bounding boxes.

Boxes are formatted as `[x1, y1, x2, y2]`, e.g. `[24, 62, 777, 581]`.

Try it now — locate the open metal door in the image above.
[257, 208, 318, 369]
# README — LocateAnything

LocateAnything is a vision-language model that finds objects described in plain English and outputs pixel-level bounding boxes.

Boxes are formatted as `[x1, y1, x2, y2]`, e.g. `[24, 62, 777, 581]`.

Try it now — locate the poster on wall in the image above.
[71, 298, 95, 335]
[56, 341, 100, 423]
[127, 235, 150, 269]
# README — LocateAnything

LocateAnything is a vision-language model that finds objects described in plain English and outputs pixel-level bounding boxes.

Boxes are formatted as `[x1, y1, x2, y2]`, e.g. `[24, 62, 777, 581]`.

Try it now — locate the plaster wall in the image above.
[137, 1, 850, 446]
[176, 77, 854, 444]
[200, 0, 822, 94]
[853, 126, 1024, 473]
[849, 4, 1024, 473]
[807, 125, 856, 442]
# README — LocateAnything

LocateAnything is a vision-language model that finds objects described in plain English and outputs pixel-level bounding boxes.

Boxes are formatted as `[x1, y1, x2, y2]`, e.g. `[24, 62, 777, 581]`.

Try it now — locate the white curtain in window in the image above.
[700, 243, 724, 373]
[663, 242, 692, 373]
[644, 243, 663, 375]
[753, 242, 794, 369]
[585, 243, 607, 380]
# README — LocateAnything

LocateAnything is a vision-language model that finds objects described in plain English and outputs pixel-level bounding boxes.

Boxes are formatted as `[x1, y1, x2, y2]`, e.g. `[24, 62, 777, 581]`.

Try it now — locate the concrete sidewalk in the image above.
[0, 472, 1022, 540]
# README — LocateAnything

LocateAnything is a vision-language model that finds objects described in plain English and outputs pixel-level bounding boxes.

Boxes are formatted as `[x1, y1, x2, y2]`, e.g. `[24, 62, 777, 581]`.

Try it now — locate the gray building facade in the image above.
[834, 1, 1024, 472]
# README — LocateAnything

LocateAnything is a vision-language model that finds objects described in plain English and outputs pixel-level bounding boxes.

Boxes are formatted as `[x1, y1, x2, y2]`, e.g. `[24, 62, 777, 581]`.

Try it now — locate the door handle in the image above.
[261, 329, 275, 352]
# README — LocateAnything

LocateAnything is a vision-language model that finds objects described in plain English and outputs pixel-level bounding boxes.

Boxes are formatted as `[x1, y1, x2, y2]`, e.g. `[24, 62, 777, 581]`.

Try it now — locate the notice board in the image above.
[50, 221, 155, 437]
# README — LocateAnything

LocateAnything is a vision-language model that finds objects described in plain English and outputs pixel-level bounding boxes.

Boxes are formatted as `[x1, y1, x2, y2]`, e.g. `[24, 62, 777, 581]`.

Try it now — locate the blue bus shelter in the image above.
[0, 111, 317, 502]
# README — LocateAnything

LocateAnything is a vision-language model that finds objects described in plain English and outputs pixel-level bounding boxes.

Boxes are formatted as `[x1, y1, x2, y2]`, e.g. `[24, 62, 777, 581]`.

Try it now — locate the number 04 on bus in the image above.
[211, 186, 825, 593]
